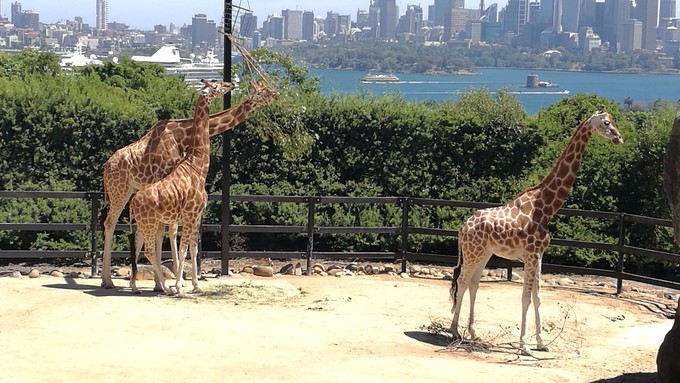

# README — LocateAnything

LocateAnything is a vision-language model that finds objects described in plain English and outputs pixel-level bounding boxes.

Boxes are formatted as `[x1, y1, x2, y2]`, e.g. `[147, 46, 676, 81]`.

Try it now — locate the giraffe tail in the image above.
[450, 237, 463, 310]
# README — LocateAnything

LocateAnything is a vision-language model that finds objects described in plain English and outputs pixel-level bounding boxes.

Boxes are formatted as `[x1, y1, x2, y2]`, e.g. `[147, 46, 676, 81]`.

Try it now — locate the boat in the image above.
[524, 73, 559, 88]
[361, 73, 400, 83]
[508, 89, 570, 95]
[58, 43, 103, 69]
[130, 44, 192, 66]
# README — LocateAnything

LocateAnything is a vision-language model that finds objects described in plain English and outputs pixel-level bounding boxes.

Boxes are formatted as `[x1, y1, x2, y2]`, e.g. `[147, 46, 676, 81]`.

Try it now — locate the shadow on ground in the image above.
[404, 331, 451, 347]
[590, 372, 660, 383]
[42, 277, 147, 298]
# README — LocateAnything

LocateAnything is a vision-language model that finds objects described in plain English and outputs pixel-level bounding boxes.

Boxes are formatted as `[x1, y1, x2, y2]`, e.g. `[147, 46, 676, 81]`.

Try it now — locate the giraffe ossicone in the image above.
[100, 81, 278, 289]
[449, 105, 623, 355]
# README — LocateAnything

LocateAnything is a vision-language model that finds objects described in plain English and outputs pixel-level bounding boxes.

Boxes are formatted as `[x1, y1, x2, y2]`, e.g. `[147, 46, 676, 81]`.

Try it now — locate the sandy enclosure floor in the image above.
[0, 273, 675, 383]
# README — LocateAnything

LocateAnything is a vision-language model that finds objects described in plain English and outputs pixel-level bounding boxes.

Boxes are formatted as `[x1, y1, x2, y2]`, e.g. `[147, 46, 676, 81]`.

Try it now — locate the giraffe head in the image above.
[249, 81, 280, 107]
[198, 79, 235, 102]
[587, 105, 624, 145]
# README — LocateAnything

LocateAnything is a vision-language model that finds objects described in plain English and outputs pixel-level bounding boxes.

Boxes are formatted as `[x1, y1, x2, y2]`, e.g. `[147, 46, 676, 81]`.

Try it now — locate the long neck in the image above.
[207, 97, 260, 136]
[185, 94, 211, 178]
[534, 119, 592, 221]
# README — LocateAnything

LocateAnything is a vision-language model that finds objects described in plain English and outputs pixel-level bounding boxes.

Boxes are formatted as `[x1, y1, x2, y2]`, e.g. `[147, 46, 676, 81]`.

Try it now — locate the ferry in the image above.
[361, 73, 400, 83]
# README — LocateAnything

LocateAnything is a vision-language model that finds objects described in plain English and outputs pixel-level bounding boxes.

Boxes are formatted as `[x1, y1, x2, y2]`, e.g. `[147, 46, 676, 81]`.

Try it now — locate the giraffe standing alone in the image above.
[128, 79, 231, 295]
[101, 82, 278, 289]
[450, 106, 623, 354]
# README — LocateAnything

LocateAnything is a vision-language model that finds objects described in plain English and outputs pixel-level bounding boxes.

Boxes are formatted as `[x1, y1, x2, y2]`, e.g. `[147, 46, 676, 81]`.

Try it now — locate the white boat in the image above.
[131, 44, 193, 66]
[361, 73, 400, 83]
[59, 44, 103, 68]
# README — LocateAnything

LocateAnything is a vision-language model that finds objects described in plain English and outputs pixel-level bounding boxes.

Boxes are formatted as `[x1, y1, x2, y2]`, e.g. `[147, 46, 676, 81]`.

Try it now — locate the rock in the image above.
[253, 266, 274, 277]
[482, 269, 490, 277]
[364, 264, 374, 275]
[312, 263, 326, 272]
[657, 297, 680, 383]
[49, 270, 64, 278]
[134, 265, 174, 281]
[511, 272, 523, 282]
[400, 272, 410, 279]
[328, 269, 344, 277]
[333, 271, 345, 278]
[11, 271, 22, 278]
[420, 267, 430, 275]
[327, 264, 342, 272]
[279, 263, 294, 275]
[557, 277, 575, 286]
[346, 263, 360, 272]
[294, 262, 303, 276]
[28, 269, 40, 278]
[241, 266, 254, 274]
[383, 264, 396, 273]
[115, 267, 131, 277]
[409, 265, 421, 274]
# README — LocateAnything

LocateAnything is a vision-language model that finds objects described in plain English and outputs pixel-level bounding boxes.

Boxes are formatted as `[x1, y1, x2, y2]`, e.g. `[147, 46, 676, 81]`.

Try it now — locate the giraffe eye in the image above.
[604, 120, 610, 126]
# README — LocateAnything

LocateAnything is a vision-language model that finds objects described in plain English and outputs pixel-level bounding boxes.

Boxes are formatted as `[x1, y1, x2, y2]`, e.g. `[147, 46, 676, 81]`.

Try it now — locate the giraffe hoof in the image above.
[101, 281, 115, 289]
[131, 290, 141, 295]
[536, 345, 549, 352]
[192, 287, 203, 294]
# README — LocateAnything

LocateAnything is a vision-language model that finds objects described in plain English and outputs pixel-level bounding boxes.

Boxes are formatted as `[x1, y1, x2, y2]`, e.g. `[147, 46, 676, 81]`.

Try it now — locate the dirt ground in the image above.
[0, 267, 677, 383]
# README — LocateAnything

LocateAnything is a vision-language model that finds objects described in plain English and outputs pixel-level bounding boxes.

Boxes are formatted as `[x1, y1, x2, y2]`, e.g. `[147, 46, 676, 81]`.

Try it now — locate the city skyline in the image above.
[7, 0, 516, 30]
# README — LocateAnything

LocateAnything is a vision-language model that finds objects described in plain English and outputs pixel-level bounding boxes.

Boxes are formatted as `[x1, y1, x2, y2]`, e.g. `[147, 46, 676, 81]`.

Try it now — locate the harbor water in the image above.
[309, 67, 680, 115]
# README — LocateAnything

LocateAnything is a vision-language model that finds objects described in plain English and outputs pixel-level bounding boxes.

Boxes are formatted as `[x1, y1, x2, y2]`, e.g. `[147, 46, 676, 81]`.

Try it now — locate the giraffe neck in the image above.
[207, 97, 260, 137]
[528, 118, 593, 222]
[184, 94, 212, 179]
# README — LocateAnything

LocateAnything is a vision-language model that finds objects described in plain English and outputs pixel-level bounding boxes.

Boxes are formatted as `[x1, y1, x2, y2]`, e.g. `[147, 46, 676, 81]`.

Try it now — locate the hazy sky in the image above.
[10, 0, 513, 30]
[9, 1, 680, 31]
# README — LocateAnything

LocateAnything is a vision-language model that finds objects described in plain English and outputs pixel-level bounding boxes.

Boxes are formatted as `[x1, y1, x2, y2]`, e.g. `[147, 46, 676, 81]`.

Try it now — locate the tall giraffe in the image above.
[128, 79, 231, 295]
[101, 82, 278, 288]
[450, 106, 623, 354]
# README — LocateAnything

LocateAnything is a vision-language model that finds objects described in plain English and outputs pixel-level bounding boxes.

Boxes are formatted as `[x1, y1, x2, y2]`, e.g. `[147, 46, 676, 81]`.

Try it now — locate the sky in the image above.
[8, 0, 511, 30]
[8, 1, 680, 31]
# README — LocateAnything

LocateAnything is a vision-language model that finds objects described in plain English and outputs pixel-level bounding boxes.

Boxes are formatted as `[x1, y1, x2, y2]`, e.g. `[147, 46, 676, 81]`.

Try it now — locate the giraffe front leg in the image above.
[175, 238, 189, 297]
[189, 240, 202, 294]
[169, 223, 179, 277]
[466, 267, 484, 341]
[533, 261, 548, 351]
[519, 279, 532, 355]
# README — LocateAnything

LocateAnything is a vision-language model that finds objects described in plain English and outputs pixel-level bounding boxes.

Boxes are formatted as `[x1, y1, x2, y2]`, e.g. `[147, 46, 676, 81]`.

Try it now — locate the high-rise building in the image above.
[503, 0, 530, 34]
[325, 11, 339, 37]
[433, 0, 454, 26]
[453, 0, 465, 7]
[379, 0, 397, 40]
[266, 14, 284, 40]
[302, 11, 315, 41]
[621, 18, 643, 52]
[660, 0, 676, 20]
[11, 1, 20, 25]
[191, 13, 218, 47]
[603, 0, 631, 52]
[630, 0, 660, 50]
[239, 12, 257, 38]
[580, 0, 597, 29]
[96, 0, 108, 30]
[398, 4, 423, 34]
[281, 9, 303, 40]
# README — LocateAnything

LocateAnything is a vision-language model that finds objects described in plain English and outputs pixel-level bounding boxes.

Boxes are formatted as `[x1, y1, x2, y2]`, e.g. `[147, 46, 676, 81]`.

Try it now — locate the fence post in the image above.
[400, 197, 409, 274]
[616, 213, 626, 294]
[305, 197, 316, 276]
[89, 192, 100, 277]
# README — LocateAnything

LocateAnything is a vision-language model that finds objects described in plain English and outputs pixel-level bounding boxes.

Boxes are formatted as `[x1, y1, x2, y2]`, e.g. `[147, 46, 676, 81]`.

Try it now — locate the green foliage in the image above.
[0, 50, 61, 78]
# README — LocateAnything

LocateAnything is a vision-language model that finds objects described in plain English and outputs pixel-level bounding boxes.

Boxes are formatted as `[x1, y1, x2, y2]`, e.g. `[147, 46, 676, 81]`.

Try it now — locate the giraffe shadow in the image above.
[403, 331, 451, 347]
[42, 277, 144, 298]
[589, 372, 660, 383]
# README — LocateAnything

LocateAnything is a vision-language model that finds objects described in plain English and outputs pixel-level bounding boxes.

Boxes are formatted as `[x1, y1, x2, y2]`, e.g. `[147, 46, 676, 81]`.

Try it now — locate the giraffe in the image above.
[450, 105, 623, 354]
[127, 79, 231, 295]
[101, 81, 279, 289]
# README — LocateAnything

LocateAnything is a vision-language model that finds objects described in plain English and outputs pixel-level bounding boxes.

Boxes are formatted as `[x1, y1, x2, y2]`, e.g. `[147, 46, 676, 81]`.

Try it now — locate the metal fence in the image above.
[1, 190, 679, 293]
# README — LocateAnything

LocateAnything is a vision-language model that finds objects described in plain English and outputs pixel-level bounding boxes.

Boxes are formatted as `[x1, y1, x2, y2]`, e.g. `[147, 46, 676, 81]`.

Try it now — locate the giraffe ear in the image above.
[598, 104, 606, 113]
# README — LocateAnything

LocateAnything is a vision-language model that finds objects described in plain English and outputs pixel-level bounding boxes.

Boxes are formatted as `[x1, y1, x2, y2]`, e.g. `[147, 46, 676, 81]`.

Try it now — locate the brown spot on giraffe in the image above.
[450, 105, 623, 354]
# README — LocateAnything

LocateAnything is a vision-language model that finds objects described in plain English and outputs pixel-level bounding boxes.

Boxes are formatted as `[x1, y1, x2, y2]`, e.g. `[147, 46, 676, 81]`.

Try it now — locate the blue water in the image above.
[309, 67, 680, 115]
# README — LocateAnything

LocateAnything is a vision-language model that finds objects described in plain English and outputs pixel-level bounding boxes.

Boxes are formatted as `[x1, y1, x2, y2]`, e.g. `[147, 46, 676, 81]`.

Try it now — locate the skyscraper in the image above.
[503, 0, 530, 34]
[96, 0, 108, 30]
[630, 0, 660, 50]
[302, 11, 315, 41]
[239, 12, 257, 38]
[379, 0, 397, 40]
[191, 13, 218, 47]
[603, 0, 631, 52]
[11, 1, 21, 25]
[660, 0, 676, 19]
[281, 9, 303, 40]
